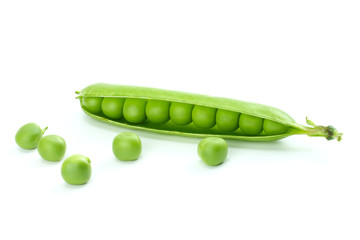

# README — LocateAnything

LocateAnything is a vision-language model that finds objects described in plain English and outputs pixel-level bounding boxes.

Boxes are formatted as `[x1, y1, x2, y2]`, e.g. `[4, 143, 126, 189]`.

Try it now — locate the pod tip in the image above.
[75, 91, 82, 99]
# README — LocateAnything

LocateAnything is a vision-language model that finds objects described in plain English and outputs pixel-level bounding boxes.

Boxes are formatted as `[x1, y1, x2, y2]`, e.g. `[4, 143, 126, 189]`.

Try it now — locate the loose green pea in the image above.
[169, 102, 194, 126]
[145, 100, 170, 124]
[192, 105, 217, 129]
[101, 97, 125, 119]
[263, 119, 290, 135]
[216, 109, 240, 131]
[15, 123, 47, 149]
[123, 98, 147, 124]
[239, 114, 264, 135]
[61, 154, 92, 185]
[37, 135, 66, 162]
[82, 97, 103, 114]
[198, 137, 228, 166]
[112, 132, 142, 161]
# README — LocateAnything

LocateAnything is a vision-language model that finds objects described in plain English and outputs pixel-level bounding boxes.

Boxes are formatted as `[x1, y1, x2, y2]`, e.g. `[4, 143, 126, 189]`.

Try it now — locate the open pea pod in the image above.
[75, 83, 342, 142]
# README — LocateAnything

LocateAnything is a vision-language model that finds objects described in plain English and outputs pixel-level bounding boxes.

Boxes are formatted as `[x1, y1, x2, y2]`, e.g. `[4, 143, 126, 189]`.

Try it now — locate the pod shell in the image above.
[77, 83, 305, 141]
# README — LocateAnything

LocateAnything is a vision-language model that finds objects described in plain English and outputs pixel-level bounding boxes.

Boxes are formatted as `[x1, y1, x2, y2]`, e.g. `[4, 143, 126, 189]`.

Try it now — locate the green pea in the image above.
[61, 154, 92, 185]
[123, 98, 147, 124]
[101, 97, 125, 119]
[37, 135, 66, 162]
[198, 137, 228, 166]
[169, 102, 194, 125]
[145, 100, 170, 124]
[112, 132, 142, 161]
[216, 109, 240, 131]
[82, 97, 103, 114]
[239, 114, 264, 135]
[15, 123, 48, 149]
[263, 119, 290, 135]
[192, 105, 217, 129]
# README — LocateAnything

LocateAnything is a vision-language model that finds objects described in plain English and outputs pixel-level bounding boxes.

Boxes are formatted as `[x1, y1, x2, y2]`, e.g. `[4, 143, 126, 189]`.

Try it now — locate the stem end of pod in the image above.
[327, 126, 343, 141]
[305, 117, 343, 141]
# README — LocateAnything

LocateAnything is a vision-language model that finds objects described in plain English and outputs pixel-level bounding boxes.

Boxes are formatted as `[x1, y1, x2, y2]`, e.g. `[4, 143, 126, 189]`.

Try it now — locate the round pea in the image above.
[198, 137, 228, 166]
[101, 97, 125, 119]
[216, 109, 240, 131]
[192, 105, 217, 129]
[239, 114, 264, 135]
[263, 119, 290, 135]
[123, 98, 147, 124]
[37, 135, 66, 161]
[169, 102, 194, 125]
[82, 97, 103, 114]
[61, 154, 92, 185]
[112, 132, 142, 161]
[145, 100, 170, 124]
[15, 123, 47, 149]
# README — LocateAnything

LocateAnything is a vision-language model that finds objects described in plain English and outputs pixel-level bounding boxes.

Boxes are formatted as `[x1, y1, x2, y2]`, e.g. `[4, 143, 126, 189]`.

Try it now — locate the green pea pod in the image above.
[75, 83, 342, 142]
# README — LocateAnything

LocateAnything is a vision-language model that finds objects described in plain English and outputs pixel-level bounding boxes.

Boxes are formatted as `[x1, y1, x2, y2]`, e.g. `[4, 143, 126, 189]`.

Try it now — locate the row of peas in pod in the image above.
[82, 97, 290, 136]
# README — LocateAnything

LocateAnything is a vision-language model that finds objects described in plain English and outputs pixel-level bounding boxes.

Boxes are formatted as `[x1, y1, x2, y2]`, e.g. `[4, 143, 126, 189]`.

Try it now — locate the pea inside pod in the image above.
[146, 100, 170, 124]
[82, 97, 103, 114]
[239, 114, 264, 136]
[123, 98, 147, 124]
[169, 102, 194, 126]
[101, 97, 125, 119]
[192, 105, 217, 129]
[216, 109, 240, 131]
[263, 119, 290, 135]
[76, 83, 342, 142]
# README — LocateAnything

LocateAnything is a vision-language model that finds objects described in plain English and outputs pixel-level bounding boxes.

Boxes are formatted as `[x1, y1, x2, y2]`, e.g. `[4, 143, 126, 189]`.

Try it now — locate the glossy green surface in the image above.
[146, 100, 170, 124]
[123, 98, 147, 124]
[15, 123, 47, 149]
[112, 132, 142, 161]
[82, 97, 103, 114]
[76, 83, 342, 142]
[263, 119, 290, 135]
[101, 97, 125, 119]
[216, 109, 240, 131]
[198, 137, 228, 166]
[192, 105, 217, 129]
[169, 102, 194, 126]
[239, 114, 264, 136]
[37, 135, 66, 161]
[61, 154, 92, 185]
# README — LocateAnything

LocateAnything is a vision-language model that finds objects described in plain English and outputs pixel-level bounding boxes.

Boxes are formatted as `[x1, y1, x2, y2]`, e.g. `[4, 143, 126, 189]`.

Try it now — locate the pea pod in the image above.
[75, 83, 342, 142]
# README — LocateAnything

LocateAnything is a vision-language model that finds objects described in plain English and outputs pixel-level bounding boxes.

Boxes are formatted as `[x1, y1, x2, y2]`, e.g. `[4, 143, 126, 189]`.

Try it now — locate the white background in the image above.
[1, 1, 359, 239]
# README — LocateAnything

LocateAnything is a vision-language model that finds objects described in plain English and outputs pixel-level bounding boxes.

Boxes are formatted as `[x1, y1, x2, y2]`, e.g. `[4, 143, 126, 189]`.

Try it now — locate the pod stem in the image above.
[302, 117, 343, 141]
